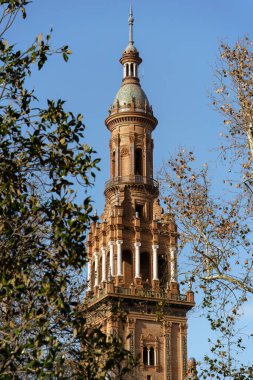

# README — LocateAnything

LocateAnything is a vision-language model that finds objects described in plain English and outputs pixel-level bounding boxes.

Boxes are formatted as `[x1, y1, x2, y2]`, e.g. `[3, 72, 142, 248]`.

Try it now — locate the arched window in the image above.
[135, 148, 143, 175]
[91, 263, 95, 288]
[112, 151, 116, 177]
[150, 347, 155, 366]
[140, 252, 151, 285]
[126, 64, 129, 77]
[143, 346, 148, 365]
[99, 257, 102, 285]
[106, 251, 110, 280]
[158, 255, 168, 289]
[130, 63, 134, 76]
[122, 250, 133, 287]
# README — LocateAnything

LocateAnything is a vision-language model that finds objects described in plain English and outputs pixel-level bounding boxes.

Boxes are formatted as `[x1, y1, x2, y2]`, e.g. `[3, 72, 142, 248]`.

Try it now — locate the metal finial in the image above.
[128, 2, 134, 45]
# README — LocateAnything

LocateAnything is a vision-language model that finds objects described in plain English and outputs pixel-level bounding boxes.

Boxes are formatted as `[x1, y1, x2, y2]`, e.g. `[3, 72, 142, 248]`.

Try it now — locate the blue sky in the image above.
[8, 0, 253, 368]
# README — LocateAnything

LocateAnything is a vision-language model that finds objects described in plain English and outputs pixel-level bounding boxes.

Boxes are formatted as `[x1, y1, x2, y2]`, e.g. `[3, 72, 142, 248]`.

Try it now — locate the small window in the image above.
[147, 376, 152, 380]
[112, 151, 116, 177]
[135, 204, 143, 218]
[130, 63, 134, 76]
[135, 148, 143, 175]
[150, 347, 155, 366]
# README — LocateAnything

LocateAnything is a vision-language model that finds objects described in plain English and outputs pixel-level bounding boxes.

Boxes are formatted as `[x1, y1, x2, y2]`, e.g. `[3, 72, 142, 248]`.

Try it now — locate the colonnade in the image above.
[123, 62, 138, 78]
[87, 242, 178, 291]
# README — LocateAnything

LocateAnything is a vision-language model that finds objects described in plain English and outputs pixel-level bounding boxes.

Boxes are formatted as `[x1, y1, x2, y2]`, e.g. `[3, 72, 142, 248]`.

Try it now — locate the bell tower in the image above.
[86, 6, 195, 380]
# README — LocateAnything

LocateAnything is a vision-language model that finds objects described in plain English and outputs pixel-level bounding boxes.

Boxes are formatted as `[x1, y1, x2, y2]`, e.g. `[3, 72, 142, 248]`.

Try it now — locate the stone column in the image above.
[135, 242, 141, 278]
[152, 244, 159, 280]
[117, 240, 123, 276]
[101, 247, 106, 282]
[147, 348, 150, 366]
[94, 252, 99, 287]
[109, 241, 114, 277]
[170, 247, 178, 282]
[155, 340, 158, 366]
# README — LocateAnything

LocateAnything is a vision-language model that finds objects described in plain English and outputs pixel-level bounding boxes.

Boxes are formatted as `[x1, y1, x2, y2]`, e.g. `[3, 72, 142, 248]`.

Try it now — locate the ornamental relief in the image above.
[129, 135, 135, 144]
[120, 146, 129, 157]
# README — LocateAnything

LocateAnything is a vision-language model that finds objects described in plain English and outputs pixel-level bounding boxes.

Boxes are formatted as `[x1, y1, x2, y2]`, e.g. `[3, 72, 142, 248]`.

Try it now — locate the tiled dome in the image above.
[113, 83, 149, 111]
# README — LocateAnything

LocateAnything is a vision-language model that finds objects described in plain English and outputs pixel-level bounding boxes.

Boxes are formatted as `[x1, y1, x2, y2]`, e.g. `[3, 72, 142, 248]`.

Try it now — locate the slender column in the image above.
[154, 349, 157, 366]
[147, 348, 150, 366]
[123, 64, 126, 78]
[87, 260, 91, 291]
[170, 247, 178, 282]
[155, 341, 159, 367]
[117, 240, 123, 276]
[101, 247, 106, 282]
[133, 63, 136, 77]
[152, 244, 159, 280]
[135, 242, 141, 278]
[109, 241, 114, 276]
[94, 252, 99, 287]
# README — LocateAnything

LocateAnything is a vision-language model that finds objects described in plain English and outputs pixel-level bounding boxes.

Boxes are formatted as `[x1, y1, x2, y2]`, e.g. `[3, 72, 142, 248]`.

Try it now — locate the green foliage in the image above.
[0, 1, 133, 378]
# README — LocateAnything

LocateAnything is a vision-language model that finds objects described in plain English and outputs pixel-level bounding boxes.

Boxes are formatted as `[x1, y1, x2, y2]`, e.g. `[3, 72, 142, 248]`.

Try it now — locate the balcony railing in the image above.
[105, 175, 159, 190]
[88, 286, 190, 304]
[113, 286, 167, 299]
[171, 294, 187, 302]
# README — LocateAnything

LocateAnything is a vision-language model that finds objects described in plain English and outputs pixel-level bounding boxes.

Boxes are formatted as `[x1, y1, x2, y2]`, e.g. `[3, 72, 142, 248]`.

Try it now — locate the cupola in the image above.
[108, 5, 154, 116]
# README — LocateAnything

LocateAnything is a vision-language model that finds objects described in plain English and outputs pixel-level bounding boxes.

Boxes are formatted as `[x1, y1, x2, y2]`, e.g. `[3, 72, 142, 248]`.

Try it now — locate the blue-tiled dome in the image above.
[113, 83, 149, 111]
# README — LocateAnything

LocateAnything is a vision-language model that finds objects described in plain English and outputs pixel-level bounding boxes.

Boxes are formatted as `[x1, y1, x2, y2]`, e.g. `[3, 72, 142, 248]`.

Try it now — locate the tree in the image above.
[159, 37, 253, 380]
[0, 1, 133, 378]
[212, 37, 253, 189]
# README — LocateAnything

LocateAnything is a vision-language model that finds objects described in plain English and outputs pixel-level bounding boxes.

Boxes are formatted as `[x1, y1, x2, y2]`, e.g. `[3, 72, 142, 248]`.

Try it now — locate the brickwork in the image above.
[86, 7, 195, 380]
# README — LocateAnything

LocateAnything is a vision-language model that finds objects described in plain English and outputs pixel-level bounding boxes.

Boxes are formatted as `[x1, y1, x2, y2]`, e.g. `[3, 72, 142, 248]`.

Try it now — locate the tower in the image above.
[86, 6, 195, 380]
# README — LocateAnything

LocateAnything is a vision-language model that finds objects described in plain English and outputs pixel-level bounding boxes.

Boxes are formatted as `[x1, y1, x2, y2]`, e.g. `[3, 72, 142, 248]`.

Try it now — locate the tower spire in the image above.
[128, 2, 134, 45]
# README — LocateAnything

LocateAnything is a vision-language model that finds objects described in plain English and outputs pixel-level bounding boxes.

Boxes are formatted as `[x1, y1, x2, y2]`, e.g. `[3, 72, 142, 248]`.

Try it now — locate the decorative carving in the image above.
[129, 135, 135, 144]
[182, 335, 187, 377]
[143, 333, 155, 342]
[165, 334, 170, 380]
[121, 146, 129, 157]
[130, 332, 134, 356]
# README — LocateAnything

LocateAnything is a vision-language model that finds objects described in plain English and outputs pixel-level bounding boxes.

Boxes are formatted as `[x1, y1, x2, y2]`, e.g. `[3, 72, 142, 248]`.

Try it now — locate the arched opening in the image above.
[143, 346, 148, 365]
[140, 251, 151, 286]
[135, 148, 143, 175]
[91, 263, 95, 288]
[99, 257, 102, 285]
[126, 64, 129, 77]
[122, 250, 133, 287]
[112, 151, 116, 177]
[130, 63, 134, 76]
[106, 252, 110, 280]
[150, 347, 155, 366]
[158, 255, 168, 289]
